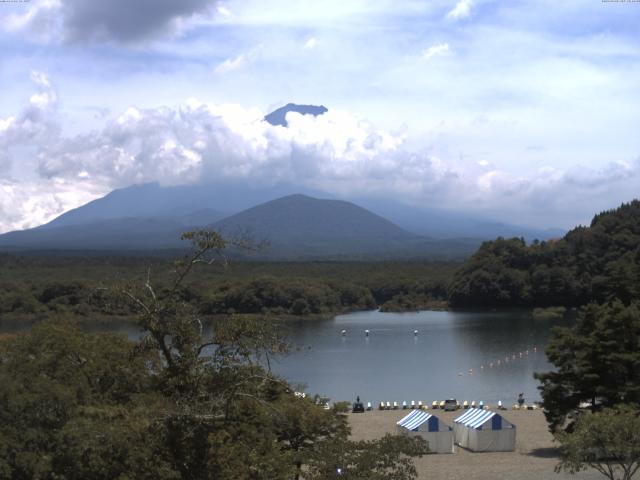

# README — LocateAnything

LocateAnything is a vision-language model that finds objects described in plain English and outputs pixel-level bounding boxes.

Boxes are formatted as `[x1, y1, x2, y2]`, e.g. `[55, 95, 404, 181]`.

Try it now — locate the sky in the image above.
[1, 0, 639, 233]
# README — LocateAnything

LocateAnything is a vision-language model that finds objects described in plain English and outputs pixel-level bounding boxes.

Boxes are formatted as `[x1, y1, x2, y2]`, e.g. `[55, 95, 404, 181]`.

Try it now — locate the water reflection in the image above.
[273, 309, 568, 405]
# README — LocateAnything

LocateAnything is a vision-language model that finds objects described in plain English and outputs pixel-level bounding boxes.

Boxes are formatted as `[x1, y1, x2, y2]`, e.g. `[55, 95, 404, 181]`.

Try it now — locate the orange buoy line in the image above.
[457, 346, 539, 378]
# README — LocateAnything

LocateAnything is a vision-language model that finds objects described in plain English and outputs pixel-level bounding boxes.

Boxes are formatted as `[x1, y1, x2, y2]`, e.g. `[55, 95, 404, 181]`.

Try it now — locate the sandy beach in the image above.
[349, 408, 602, 480]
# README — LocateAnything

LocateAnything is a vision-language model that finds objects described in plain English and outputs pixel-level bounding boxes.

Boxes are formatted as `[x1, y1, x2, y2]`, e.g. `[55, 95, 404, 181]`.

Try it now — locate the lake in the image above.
[274, 309, 565, 406]
[0, 309, 565, 407]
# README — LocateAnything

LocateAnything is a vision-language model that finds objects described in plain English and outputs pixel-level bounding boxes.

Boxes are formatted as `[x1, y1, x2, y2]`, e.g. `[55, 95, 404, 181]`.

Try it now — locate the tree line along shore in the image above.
[0, 256, 454, 322]
[3, 201, 639, 324]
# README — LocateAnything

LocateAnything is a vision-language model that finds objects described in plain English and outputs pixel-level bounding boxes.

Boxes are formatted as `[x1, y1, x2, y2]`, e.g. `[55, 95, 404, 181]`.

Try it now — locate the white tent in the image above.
[453, 409, 516, 452]
[396, 410, 454, 454]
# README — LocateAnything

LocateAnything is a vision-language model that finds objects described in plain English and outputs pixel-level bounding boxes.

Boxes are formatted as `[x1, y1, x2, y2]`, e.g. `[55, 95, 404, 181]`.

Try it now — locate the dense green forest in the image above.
[449, 201, 640, 308]
[3, 201, 640, 319]
[0, 255, 455, 322]
[0, 232, 428, 479]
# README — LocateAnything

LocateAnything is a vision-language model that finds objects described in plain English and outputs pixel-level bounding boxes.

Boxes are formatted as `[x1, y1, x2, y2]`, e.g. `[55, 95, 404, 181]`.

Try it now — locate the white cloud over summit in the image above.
[1, 74, 639, 233]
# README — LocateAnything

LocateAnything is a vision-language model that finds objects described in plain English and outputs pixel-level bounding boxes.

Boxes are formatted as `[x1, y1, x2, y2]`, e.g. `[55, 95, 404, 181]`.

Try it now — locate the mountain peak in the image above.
[264, 103, 328, 127]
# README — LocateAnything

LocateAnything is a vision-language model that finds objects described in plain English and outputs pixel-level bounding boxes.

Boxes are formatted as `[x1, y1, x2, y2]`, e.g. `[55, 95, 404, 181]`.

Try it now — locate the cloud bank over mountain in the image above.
[1, 1, 639, 234]
[1, 73, 639, 233]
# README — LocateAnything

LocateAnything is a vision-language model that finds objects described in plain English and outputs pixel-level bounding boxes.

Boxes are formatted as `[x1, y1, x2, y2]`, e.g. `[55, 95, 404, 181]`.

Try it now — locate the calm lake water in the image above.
[274, 309, 566, 406]
[0, 309, 566, 406]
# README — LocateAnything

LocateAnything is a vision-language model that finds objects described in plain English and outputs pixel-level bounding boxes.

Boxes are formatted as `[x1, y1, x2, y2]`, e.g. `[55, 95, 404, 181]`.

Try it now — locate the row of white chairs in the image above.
[377, 400, 427, 410]
[373, 400, 510, 411]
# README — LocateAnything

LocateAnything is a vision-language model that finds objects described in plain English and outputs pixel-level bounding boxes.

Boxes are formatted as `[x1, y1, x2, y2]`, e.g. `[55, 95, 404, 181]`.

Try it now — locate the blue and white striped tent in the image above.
[396, 410, 454, 453]
[453, 410, 516, 452]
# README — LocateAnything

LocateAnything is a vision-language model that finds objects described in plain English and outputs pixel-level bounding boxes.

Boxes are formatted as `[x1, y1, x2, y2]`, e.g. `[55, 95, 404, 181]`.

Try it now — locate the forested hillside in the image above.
[0, 256, 455, 322]
[448, 201, 640, 307]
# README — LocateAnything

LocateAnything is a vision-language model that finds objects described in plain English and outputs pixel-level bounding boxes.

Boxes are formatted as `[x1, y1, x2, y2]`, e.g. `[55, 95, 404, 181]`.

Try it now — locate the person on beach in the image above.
[518, 393, 524, 407]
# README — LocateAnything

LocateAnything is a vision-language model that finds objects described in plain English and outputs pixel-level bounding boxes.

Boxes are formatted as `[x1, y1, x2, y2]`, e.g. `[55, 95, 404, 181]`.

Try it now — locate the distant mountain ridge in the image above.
[42, 183, 227, 230]
[213, 194, 421, 257]
[0, 192, 480, 259]
[0, 103, 565, 256]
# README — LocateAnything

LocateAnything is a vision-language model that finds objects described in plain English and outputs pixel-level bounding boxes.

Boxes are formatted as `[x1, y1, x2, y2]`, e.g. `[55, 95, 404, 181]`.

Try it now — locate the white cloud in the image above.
[2, 0, 63, 43]
[0, 178, 106, 233]
[447, 0, 473, 20]
[304, 37, 318, 49]
[0, 70, 59, 173]
[214, 53, 250, 75]
[216, 4, 233, 17]
[1, 73, 640, 233]
[422, 42, 450, 60]
[214, 45, 263, 75]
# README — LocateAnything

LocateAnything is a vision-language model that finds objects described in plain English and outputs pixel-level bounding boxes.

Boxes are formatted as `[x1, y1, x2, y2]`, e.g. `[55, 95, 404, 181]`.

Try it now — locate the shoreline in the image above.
[348, 409, 601, 479]
[0, 305, 567, 325]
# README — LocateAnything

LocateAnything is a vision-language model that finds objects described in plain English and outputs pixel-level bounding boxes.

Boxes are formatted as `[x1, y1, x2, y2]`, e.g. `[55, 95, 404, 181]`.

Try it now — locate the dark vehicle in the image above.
[352, 395, 365, 413]
[444, 398, 458, 411]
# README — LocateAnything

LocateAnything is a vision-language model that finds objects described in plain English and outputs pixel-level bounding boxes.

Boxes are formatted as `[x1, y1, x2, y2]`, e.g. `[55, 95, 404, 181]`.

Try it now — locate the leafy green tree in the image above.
[555, 405, 640, 480]
[536, 301, 640, 432]
[273, 397, 350, 479]
[306, 434, 428, 480]
[0, 230, 429, 479]
[0, 320, 165, 480]
[449, 200, 640, 308]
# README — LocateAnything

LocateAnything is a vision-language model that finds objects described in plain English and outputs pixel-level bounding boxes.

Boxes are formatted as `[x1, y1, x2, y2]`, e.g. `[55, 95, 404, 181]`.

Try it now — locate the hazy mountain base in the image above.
[0, 193, 482, 259]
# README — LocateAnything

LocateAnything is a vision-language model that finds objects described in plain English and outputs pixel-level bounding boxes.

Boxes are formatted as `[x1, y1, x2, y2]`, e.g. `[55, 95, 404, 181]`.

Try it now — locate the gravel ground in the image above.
[348, 409, 603, 480]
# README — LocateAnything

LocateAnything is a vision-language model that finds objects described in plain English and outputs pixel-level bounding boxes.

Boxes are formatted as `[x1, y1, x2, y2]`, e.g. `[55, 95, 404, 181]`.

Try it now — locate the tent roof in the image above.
[454, 409, 502, 429]
[397, 410, 434, 430]
[396, 410, 440, 431]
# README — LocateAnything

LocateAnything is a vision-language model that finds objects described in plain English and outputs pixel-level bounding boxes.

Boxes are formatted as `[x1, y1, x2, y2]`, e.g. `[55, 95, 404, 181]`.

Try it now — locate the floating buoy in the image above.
[341, 329, 346, 336]
[365, 329, 370, 337]
[414, 330, 418, 336]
